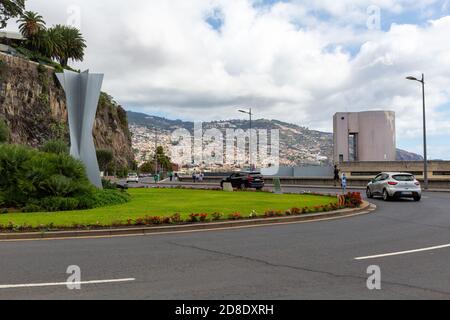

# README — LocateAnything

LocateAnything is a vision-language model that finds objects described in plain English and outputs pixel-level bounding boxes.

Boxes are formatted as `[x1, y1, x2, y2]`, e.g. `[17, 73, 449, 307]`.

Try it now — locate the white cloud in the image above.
[6, 0, 450, 158]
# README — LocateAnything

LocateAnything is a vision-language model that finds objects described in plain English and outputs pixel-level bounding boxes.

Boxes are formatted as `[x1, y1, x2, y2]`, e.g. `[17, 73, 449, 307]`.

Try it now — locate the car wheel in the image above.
[366, 187, 373, 199]
[383, 189, 391, 201]
[414, 195, 422, 202]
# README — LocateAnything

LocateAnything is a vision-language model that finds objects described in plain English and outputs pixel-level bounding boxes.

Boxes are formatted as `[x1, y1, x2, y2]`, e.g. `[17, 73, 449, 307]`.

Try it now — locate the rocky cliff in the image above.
[0, 52, 134, 167]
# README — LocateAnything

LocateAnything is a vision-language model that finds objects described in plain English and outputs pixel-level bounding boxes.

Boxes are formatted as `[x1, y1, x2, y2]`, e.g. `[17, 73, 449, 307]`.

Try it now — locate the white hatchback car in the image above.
[126, 173, 139, 184]
[366, 172, 422, 202]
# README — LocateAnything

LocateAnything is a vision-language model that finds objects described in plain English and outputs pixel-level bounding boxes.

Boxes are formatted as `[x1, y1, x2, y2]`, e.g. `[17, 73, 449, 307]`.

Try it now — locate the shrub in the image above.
[115, 167, 129, 179]
[228, 212, 242, 220]
[40, 139, 69, 155]
[21, 204, 43, 213]
[290, 208, 302, 215]
[344, 192, 363, 208]
[89, 189, 130, 208]
[0, 144, 130, 212]
[40, 197, 80, 212]
[264, 210, 284, 218]
[0, 118, 10, 143]
[211, 212, 223, 221]
[249, 210, 259, 219]
[199, 213, 209, 222]
[171, 213, 182, 224]
[188, 213, 200, 223]
[101, 178, 117, 190]
[96, 149, 114, 173]
[147, 216, 162, 225]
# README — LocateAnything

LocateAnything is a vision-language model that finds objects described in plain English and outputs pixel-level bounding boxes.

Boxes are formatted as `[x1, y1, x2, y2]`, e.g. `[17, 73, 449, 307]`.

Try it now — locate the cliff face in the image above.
[0, 52, 134, 167]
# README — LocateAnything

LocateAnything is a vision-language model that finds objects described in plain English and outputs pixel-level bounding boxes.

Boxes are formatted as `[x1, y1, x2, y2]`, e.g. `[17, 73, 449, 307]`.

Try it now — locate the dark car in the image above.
[221, 171, 265, 190]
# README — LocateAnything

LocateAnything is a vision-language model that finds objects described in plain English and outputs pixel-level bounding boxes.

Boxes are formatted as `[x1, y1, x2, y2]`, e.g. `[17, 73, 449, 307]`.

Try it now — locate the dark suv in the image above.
[221, 172, 265, 190]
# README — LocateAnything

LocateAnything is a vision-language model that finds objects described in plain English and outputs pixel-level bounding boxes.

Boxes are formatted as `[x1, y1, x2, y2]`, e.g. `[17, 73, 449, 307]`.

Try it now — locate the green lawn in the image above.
[0, 188, 338, 228]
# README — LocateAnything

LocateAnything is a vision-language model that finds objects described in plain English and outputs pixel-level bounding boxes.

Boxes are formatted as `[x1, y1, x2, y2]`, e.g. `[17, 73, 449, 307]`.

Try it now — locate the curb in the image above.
[0, 201, 376, 241]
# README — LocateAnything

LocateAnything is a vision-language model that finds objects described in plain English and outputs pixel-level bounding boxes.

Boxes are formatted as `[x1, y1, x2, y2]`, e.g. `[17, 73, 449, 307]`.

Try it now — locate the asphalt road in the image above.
[0, 187, 449, 300]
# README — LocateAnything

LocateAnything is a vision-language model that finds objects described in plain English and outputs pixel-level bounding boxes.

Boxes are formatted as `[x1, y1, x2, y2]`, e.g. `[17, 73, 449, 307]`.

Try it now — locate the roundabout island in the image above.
[0, 187, 365, 236]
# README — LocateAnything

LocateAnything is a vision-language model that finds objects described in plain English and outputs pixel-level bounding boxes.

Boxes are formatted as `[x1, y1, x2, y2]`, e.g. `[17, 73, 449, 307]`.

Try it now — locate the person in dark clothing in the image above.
[334, 165, 340, 187]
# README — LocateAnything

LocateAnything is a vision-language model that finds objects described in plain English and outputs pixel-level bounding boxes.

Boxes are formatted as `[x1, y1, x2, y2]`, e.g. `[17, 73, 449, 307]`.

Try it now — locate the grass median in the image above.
[0, 188, 339, 229]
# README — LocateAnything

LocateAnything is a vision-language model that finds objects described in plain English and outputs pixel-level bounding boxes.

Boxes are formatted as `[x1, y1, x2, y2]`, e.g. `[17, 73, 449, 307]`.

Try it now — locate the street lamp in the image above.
[406, 73, 428, 190]
[238, 108, 254, 171]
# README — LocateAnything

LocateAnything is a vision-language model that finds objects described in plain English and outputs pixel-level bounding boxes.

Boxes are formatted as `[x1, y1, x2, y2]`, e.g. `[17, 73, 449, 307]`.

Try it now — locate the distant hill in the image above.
[127, 111, 423, 165]
[396, 149, 424, 161]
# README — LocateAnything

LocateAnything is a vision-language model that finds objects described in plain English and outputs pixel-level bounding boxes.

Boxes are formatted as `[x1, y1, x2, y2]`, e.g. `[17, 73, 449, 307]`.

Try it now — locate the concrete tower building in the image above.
[333, 111, 396, 163]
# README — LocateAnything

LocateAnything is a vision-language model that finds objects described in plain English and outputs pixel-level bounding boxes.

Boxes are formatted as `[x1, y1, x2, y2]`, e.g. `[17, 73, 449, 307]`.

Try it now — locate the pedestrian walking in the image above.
[192, 172, 196, 183]
[169, 171, 173, 182]
[334, 165, 340, 187]
[341, 173, 347, 194]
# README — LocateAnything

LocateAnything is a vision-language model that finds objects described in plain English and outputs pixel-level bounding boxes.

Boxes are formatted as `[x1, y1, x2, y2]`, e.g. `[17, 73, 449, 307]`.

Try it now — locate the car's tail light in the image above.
[388, 181, 398, 186]
[415, 182, 421, 186]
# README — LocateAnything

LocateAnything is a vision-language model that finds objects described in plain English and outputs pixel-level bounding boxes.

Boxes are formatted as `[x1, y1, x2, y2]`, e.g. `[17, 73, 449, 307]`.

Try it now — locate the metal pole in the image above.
[422, 74, 429, 190]
[249, 108, 252, 171]
[155, 130, 158, 175]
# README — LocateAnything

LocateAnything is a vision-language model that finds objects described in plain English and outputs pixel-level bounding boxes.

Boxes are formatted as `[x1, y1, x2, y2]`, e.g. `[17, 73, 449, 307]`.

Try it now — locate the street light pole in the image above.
[238, 108, 254, 171]
[406, 74, 428, 190]
[155, 129, 158, 175]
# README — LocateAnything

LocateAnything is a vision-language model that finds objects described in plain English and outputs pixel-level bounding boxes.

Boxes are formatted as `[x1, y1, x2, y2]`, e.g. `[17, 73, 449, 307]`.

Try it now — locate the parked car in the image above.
[221, 171, 265, 190]
[127, 173, 139, 184]
[366, 172, 422, 201]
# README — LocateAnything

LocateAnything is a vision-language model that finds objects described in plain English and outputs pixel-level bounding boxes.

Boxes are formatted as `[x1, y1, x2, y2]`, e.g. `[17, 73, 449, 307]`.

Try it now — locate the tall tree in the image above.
[0, 0, 25, 29]
[49, 24, 86, 67]
[155, 146, 172, 172]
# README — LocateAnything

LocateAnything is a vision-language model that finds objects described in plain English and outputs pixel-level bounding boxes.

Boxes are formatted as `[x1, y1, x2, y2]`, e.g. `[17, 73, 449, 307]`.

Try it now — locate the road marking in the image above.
[355, 244, 450, 261]
[0, 278, 135, 289]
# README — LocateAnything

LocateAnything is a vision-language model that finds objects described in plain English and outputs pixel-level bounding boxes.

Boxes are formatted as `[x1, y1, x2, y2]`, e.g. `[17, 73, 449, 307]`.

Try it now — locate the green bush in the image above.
[0, 118, 10, 143]
[115, 167, 129, 179]
[40, 139, 69, 155]
[22, 204, 43, 213]
[101, 179, 117, 190]
[0, 144, 130, 212]
[40, 197, 80, 212]
[91, 189, 130, 208]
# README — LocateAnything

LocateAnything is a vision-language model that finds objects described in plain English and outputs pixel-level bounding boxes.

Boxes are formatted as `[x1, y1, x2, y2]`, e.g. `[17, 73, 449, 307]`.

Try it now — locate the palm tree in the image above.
[48, 25, 86, 67]
[17, 11, 46, 39]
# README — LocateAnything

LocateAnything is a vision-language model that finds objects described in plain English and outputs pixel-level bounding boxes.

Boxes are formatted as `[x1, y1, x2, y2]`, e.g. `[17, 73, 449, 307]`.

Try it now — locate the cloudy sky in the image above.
[7, 0, 450, 159]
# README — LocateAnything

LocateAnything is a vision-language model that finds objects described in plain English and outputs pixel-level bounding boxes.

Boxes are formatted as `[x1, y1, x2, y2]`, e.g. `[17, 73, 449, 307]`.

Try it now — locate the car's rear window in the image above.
[393, 175, 415, 182]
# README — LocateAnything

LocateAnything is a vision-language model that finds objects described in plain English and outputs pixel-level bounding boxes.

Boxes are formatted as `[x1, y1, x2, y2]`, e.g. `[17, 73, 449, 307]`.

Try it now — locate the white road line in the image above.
[0, 278, 135, 289]
[355, 244, 450, 261]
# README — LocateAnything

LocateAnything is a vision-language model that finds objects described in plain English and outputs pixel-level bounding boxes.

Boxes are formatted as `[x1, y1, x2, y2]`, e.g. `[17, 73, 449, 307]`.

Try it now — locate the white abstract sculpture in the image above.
[56, 70, 103, 189]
